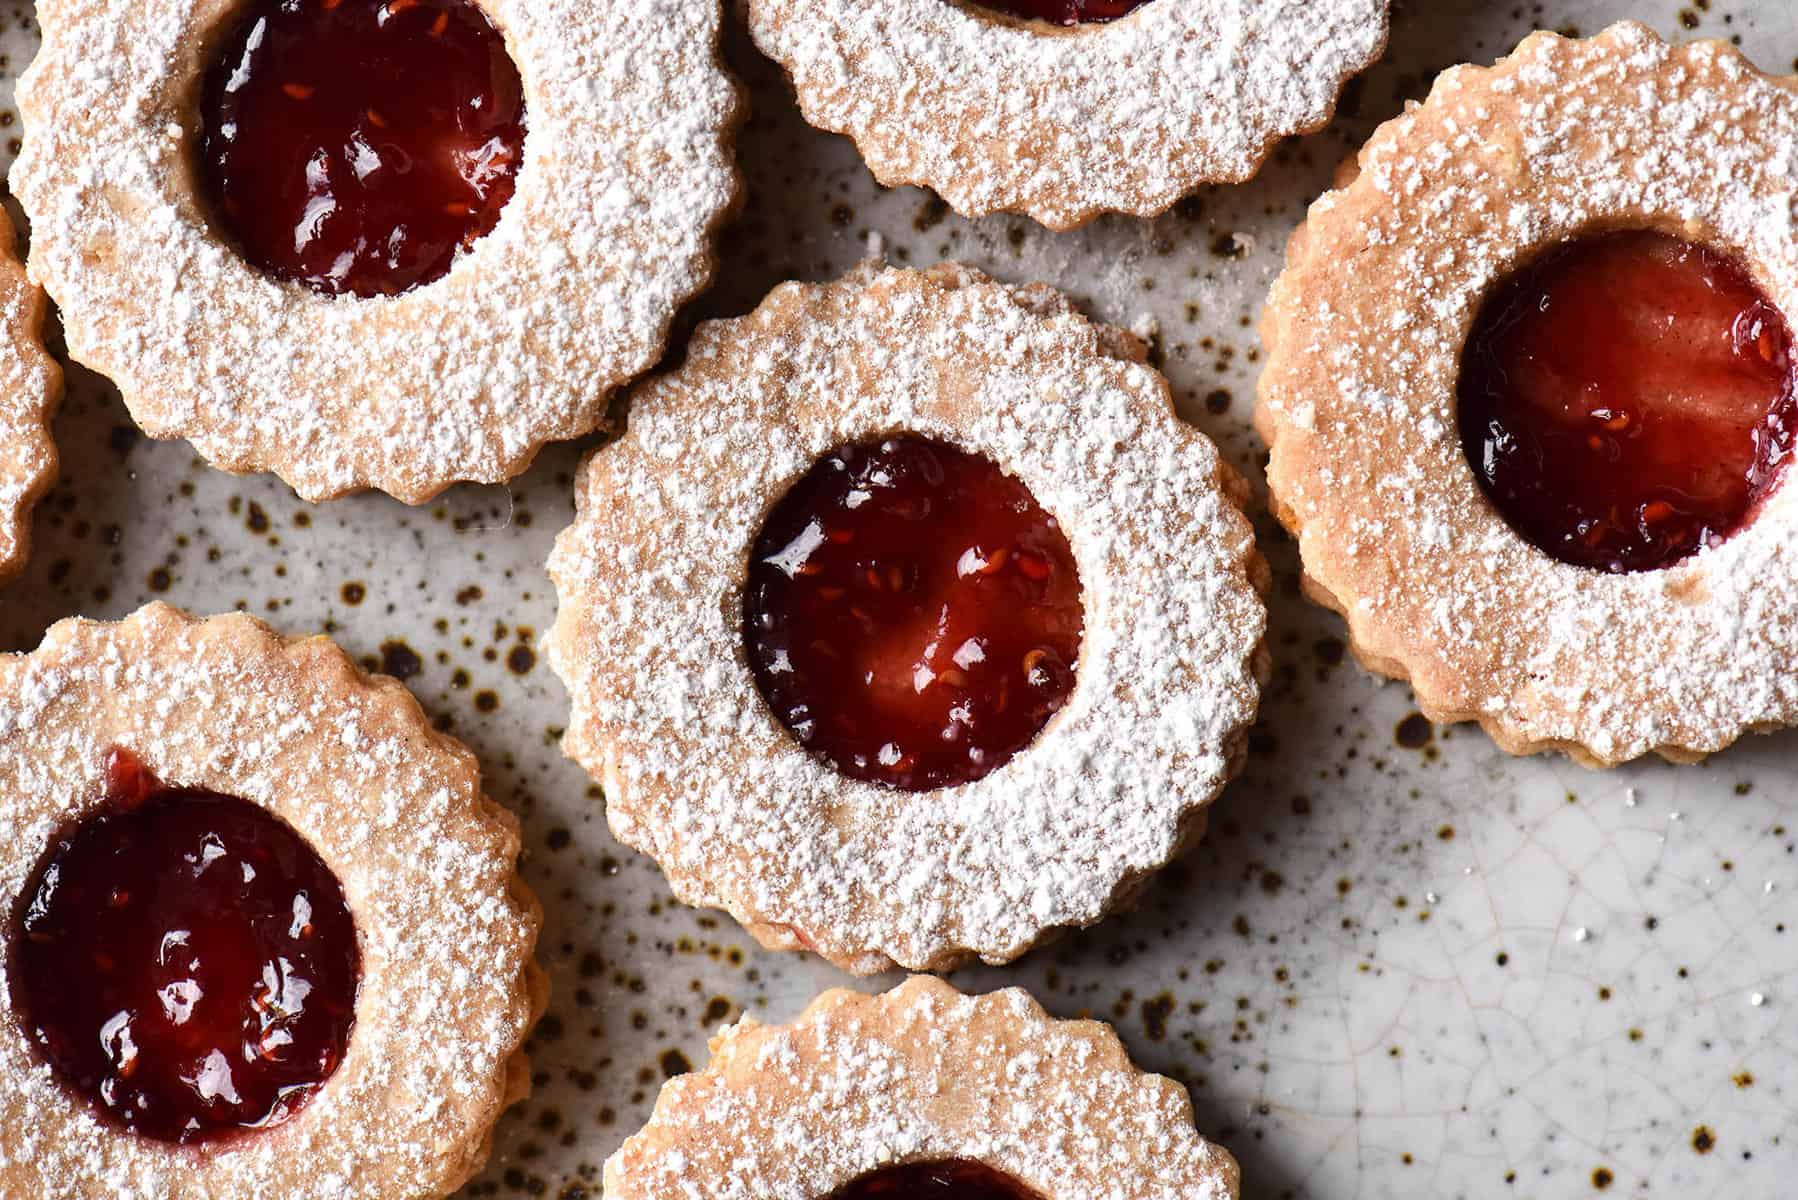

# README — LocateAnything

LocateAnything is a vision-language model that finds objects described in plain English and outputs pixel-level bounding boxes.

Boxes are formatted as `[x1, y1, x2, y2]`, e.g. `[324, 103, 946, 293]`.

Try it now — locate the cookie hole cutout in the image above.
[827, 1159, 1047, 1199]
[199, 0, 526, 298]
[1456, 229, 1798, 573]
[957, 0, 1154, 26]
[6, 748, 361, 1145]
[743, 434, 1084, 792]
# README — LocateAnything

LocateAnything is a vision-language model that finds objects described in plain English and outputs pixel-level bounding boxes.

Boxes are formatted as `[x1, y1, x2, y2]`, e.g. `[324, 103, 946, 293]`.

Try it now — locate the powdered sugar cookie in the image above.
[748, 0, 1388, 229]
[549, 262, 1268, 973]
[0, 603, 544, 1197]
[1257, 23, 1798, 766]
[606, 977, 1240, 1199]
[0, 205, 62, 588]
[13, 0, 741, 502]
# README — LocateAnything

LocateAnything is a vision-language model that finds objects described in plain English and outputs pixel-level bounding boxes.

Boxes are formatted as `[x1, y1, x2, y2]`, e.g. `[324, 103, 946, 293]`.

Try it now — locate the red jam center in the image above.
[199, 0, 526, 298]
[744, 435, 1084, 792]
[964, 0, 1151, 25]
[1457, 230, 1798, 573]
[828, 1160, 1045, 1199]
[6, 749, 360, 1145]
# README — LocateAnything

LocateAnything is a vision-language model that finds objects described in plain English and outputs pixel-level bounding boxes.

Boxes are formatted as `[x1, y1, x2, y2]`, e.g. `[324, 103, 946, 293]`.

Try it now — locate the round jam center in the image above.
[6, 749, 360, 1145]
[199, 0, 526, 298]
[744, 435, 1084, 792]
[963, 0, 1151, 24]
[828, 1160, 1045, 1199]
[1457, 230, 1798, 573]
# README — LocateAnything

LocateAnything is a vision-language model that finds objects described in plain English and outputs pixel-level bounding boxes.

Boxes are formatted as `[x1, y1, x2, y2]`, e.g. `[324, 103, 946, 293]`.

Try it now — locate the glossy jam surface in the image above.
[745, 435, 1084, 792]
[7, 749, 360, 1145]
[199, 0, 526, 298]
[828, 1160, 1045, 1200]
[965, 0, 1150, 24]
[1458, 230, 1798, 573]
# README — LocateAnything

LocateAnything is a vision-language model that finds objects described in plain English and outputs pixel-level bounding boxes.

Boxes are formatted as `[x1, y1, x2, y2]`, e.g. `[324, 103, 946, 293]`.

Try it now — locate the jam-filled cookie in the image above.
[606, 977, 1241, 1199]
[0, 604, 544, 1197]
[13, 0, 742, 502]
[1257, 24, 1798, 766]
[748, 0, 1388, 229]
[548, 262, 1267, 973]
[0, 206, 63, 588]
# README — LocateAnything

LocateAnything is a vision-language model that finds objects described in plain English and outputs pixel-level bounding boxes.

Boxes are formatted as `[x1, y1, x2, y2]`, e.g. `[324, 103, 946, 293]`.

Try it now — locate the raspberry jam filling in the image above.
[6, 748, 360, 1145]
[1458, 230, 1798, 573]
[828, 1160, 1045, 1199]
[744, 435, 1084, 792]
[964, 0, 1151, 25]
[199, 0, 526, 298]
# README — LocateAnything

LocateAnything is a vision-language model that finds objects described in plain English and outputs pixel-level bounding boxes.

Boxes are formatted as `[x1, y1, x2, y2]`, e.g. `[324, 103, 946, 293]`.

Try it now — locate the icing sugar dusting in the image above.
[0, 604, 541, 1198]
[11, 0, 741, 503]
[1258, 23, 1798, 764]
[605, 977, 1239, 1199]
[749, 0, 1388, 228]
[548, 263, 1266, 973]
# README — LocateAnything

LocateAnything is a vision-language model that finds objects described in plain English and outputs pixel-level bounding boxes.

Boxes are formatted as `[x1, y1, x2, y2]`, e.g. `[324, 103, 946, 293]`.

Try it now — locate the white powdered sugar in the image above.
[749, 0, 1388, 229]
[605, 977, 1239, 1199]
[548, 263, 1266, 973]
[11, 0, 741, 503]
[0, 211, 60, 586]
[0, 604, 541, 1198]
[1258, 23, 1798, 764]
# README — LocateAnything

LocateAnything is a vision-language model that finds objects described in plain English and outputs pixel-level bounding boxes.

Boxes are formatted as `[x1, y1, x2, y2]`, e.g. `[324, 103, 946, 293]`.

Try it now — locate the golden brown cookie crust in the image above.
[13, 0, 742, 503]
[548, 261, 1268, 974]
[606, 976, 1241, 1199]
[0, 204, 63, 588]
[0, 603, 545, 1198]
[748, 0, 1388, 229]
[1256, 23, 1798, 767]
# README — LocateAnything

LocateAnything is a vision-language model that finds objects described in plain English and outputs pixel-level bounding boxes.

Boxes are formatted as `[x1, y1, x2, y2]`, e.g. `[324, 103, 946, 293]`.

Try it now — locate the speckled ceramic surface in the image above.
[3, 1, 1795, 1197]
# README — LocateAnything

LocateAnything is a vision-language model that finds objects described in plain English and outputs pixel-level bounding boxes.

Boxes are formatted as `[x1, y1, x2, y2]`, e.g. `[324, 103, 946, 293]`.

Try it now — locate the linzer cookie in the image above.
[0, 206, 63, 589]
[748, 0, 1388, 229]
[13, 0, 742, 502]
[548, 262, 1268, 973]
[606, 977, 1241, 1199]
[1256, 23, 1798, 766]
[0, 603, 544, 1198]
